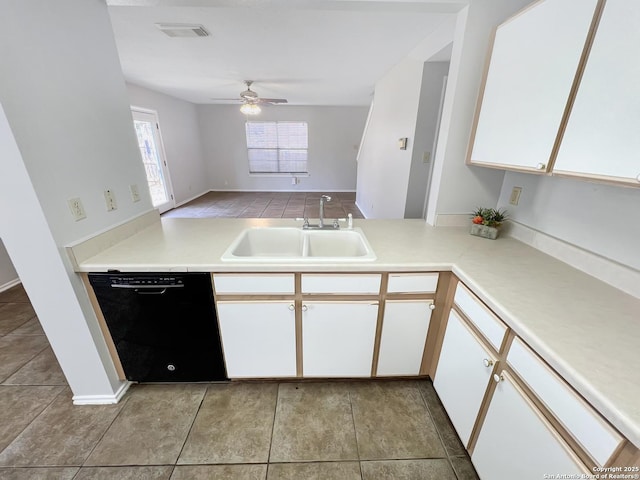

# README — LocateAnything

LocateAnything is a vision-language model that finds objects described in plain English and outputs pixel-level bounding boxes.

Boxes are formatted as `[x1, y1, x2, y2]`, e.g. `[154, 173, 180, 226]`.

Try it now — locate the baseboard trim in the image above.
[72, 381, 132, 405]
[174, 190, 211, 208]
[0, 278, 21, 293]
[209, 188, 357, 193]
[354, 200, 369, 219]
[505, 221, 640, 299]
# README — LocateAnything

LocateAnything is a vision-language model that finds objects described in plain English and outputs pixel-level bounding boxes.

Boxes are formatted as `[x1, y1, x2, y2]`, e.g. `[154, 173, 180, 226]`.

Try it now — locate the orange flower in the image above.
[472, 216, 484, 224]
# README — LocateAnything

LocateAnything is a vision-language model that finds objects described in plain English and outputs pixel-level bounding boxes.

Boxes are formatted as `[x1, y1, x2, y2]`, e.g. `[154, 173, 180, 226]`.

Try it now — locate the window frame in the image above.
[245, 121, 309, 175]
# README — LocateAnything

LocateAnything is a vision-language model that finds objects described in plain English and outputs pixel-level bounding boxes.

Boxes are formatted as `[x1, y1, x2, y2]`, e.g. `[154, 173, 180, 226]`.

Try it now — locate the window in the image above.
[246, 121, 308, 174]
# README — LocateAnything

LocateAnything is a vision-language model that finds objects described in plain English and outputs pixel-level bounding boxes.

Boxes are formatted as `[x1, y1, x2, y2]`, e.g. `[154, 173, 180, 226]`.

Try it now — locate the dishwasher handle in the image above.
[111, 284, 185, 294]
[136, 288, 169, 295]
[110, 284, 185, 290]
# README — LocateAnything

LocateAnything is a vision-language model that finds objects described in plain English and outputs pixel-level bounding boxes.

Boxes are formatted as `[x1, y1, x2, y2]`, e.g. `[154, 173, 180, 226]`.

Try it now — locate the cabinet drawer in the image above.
[454, 283, 507, 351]
[507, 338, 623, 466]
[213, 274, 294, 294]
[387, 273, 439, 293]
[301, 274, 381, 294]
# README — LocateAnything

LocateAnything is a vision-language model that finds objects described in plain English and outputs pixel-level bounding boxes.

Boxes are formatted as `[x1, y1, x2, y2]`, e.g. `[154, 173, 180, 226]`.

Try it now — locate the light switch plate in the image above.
[67, 197, 86, 221]
[509, 187, 522, 206]
[129, 184, 141, 202]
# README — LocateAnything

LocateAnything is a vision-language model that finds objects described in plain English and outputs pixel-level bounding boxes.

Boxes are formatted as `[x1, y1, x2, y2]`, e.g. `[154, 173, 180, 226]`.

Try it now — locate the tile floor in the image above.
[0, 283, 479, 479]
[161, 191, 364, 220]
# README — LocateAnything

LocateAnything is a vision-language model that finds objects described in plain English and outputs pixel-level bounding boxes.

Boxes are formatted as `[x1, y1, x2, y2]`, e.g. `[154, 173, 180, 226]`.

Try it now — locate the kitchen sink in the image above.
[226, 227, 304, 258]
[305, 230, 371, 257]
[221, 227, 376, 262]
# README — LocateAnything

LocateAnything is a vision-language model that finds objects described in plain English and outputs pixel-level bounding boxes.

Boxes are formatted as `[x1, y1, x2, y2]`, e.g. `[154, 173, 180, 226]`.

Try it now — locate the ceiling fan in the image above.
[218, 81, 288, 115]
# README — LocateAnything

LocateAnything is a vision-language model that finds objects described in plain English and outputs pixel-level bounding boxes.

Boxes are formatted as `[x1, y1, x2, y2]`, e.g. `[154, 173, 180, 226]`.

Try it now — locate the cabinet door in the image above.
[377, 301, 432, 376]
[434, 310, 497, 446]
[302, 302, 378, 377]
[553, 0, 640, 186]
[469, 0, 597, 171]
[472, 371, 588, 480]
[216, 302, 296, 378]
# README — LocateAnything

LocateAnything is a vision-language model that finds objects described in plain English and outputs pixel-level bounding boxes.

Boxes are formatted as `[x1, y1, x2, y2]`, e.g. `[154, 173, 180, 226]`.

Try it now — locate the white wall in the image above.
[356, 57, 425, 218]
[498, 173, 640, 272]
[0, 0, 155, 400]
[0, 6, 153, 244]
[405, 61, 450, 218]
[127, 83, 209, 205]
[198, 105, 367, 192]
[426, 0, 534, 225]
[0, 239, 18, 290]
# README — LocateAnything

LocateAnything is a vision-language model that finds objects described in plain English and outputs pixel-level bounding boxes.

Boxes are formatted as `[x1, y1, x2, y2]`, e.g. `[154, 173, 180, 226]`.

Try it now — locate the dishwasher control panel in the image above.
[109, 276, 184, 287]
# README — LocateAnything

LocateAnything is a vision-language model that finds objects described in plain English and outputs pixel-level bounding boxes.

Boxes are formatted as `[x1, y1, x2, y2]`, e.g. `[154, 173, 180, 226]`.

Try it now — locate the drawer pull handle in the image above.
[429, 303, 436, 311]
[483, 358, 494, 368]
[288, 304, 295, 311]
[493, 372, 504, 383]
[301, 305, 308, 312]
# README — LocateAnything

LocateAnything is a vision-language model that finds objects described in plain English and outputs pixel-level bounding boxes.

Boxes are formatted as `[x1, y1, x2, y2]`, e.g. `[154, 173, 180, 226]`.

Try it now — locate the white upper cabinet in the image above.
[468, 0, 598, 171]
[553, 0, 640, 185]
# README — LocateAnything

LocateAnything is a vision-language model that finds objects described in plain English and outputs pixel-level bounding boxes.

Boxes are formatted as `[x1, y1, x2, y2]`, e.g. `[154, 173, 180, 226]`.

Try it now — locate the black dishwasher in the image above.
[88, 272, 227, 382]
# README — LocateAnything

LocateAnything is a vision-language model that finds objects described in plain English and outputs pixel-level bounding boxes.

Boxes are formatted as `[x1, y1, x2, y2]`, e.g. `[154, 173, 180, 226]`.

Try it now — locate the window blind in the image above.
[246, 121, 308, 173]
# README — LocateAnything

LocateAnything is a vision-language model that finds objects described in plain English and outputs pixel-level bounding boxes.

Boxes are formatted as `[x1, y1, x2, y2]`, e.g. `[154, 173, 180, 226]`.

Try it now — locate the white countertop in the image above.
[76, 217, 640, 448]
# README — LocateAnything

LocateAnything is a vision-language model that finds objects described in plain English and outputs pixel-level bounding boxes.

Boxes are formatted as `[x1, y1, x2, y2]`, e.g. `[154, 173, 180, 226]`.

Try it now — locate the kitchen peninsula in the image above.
[69, 215, 640, 473]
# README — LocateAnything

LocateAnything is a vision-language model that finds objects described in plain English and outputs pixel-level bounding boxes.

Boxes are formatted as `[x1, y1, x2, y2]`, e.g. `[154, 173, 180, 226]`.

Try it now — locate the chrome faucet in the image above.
[319, 195, 332, 228]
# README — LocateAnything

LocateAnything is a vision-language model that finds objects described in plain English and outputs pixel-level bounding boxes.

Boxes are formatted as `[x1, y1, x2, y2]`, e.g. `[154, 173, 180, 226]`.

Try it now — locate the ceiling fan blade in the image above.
[257, 98, 288, 104]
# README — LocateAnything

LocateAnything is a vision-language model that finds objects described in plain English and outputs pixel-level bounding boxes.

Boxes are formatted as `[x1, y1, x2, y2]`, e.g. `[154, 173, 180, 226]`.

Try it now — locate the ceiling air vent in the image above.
[155, 24, 209, 38]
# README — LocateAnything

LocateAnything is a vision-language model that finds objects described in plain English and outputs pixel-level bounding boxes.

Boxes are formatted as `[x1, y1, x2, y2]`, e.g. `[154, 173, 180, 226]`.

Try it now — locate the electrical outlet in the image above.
[104, 189, 117, 211]
[423, 151, 431, 164]
[129, 184, 141, 203]
[509, 186, 522, 206]
[67, 197, 86, 221]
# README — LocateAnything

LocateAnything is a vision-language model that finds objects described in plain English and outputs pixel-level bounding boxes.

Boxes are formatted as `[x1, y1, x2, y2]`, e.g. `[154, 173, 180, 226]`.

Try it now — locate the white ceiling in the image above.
[107, 0, 462, 106]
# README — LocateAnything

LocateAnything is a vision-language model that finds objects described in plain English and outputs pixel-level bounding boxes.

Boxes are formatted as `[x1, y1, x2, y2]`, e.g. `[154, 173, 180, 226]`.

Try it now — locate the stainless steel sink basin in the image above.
[221, 227, 376, 262]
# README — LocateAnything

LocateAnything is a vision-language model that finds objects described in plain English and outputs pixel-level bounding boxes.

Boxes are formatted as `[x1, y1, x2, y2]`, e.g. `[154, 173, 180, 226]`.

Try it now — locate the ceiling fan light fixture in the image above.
[240, 103, 261, 115]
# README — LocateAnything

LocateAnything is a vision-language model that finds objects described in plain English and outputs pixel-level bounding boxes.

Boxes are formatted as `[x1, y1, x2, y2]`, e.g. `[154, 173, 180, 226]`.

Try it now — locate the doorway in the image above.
[131, 108, 174, 213]
[422, 73, 448, 220]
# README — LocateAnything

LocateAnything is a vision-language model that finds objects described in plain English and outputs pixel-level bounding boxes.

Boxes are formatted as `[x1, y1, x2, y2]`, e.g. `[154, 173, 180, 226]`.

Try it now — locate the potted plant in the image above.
[470, 207, 508, 240]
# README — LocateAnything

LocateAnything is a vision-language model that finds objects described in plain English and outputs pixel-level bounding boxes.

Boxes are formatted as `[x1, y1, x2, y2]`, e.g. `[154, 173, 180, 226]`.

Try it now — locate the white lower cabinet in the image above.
[472, 371, 588, 480]
[216, 301, 297, 378]
[377, 300, 432, 376]
[434, 309, 497, 446]
[302, 302, 378, 377]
